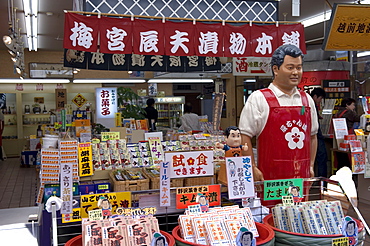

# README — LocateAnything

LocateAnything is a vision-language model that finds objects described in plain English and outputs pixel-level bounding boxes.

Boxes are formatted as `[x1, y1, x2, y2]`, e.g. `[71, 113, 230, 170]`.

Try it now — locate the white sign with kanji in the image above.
[165, 151, 214, 178]
[226, 156, 254, 199]
[160, 161, 171, 207]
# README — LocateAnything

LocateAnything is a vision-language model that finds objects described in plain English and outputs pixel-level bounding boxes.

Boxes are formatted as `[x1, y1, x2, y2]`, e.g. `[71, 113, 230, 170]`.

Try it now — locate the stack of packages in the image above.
[92, 139, 130, 171]
[127, 141, 153, 167]
[59, 139, 80, 182]
[272, 200, 344, 235]
[178, 134, 226, 161]
[37, 140, 80, 204]
[178, 205, 259, 246]
[82, 216, 160, 246]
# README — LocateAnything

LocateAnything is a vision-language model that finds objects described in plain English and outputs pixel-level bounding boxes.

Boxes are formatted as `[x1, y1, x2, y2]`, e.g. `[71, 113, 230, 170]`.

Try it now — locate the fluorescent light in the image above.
[22, 0, 38, 51]
[148, 79, 214, 83]
[358, 51, 370, 57]
[0, 79, 70, 83]
[301, 10, 332, 27]
[73, 79, 146, 83]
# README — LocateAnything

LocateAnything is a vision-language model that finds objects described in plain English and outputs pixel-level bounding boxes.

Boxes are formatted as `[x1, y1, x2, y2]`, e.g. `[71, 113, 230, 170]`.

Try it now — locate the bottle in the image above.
[37, 125, 43, 138]
[7, 106, 11, 114]
[43, 105, 47, 114]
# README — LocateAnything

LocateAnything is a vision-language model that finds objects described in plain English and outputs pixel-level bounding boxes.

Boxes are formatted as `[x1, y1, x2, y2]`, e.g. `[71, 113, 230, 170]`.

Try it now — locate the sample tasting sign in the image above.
[165, 150, 214, 178]
[226, 156, 254, 199]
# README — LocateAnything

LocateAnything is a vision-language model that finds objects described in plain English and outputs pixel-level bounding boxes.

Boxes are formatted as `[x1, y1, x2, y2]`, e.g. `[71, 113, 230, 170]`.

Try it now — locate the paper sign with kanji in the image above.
[166, 150, 214, 178]
[226, 156, 254, 199]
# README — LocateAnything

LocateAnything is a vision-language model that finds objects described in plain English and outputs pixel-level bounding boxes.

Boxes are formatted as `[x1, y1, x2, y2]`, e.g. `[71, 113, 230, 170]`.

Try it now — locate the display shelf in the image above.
[154, 96, 184, 128]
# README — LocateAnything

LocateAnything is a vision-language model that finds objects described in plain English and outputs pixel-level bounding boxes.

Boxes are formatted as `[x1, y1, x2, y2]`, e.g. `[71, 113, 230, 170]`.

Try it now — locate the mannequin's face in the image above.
[226, 129, 242, 147]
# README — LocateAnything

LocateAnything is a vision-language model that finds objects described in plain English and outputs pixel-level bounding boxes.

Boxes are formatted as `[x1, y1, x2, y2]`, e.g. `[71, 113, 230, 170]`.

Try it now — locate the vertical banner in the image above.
[96, 87, 118, 128]
[55, 89, 67, 109]
[78, 142, 94, 177]
[148, 137, 164, 165]
[160, 161, 171, 207]
[60, 163, 73, 214]
[226, 156, 254, 199]
[212, 93, 224, 132]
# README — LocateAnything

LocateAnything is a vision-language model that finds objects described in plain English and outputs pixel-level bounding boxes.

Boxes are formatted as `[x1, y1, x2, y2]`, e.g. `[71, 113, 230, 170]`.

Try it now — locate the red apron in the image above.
[257, 89, 311, 205]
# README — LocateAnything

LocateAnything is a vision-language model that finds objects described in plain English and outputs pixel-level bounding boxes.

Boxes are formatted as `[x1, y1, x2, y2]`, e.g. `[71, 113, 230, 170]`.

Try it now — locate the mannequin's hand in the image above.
[242, 143, 248, 152]
[215, 142, 223, 149]
[253, 166, 264, 181]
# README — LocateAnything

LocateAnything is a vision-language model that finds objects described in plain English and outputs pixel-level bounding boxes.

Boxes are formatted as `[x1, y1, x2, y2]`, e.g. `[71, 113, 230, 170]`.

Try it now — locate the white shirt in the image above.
[179, 113, 201, 132]
[239, 83, 318, 138]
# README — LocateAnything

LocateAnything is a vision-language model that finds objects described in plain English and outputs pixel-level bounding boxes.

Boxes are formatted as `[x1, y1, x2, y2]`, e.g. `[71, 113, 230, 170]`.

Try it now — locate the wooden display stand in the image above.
[109, 170, 150, 192]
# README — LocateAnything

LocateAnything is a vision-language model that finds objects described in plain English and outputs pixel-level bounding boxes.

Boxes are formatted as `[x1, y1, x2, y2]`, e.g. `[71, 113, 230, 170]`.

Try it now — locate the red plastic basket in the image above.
[172, 222, 275, 246]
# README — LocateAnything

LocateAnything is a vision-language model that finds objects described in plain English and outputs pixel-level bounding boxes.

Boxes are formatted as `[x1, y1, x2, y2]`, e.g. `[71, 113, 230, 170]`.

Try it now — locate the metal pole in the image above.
[51, 202, 58, 246]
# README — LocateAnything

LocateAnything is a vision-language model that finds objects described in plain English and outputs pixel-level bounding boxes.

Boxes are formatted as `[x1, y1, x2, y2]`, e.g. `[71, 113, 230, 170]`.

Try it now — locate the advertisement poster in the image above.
[233, 57, 271, 76]
[160, 161, 171, 207]
[165, 151, 214, 178]
[176, 184, 221, 209]
[226, 156, 254, 199]
[80, 192, 131, 218]
[78, 142, 94, 177]
[60, 163, 73, 214]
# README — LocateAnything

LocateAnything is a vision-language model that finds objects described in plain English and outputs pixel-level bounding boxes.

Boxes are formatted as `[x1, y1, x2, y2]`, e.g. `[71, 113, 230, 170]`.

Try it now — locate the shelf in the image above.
[23, 114, 50, 116]
[4, 125, 17, 127]
[3, 114, 17, 116]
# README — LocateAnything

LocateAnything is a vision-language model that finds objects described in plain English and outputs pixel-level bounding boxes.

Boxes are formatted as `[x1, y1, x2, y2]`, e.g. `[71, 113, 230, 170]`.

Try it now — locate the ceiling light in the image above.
[301, 10, 332, 27]
[358, 51, 370, 57]
[73, 79, 146, 83]
[3, 35, 12, 45]
[148, 79, 214, 83]
[22, 0, 38, 51]
[0, 79, 70, 83]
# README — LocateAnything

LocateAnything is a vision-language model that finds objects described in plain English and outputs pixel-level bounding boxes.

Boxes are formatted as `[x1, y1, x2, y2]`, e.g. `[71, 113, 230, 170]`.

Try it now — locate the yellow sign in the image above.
[324, 4, 370, 51]
[332, 237, 349, 246]
[72, 93, 87, 107]
[78, 142, 94, 177]
[80, 192, 131, 218]
[115, 113, 122, 127]
[62, 208, 82, 223]
[101, 132, 120, 141]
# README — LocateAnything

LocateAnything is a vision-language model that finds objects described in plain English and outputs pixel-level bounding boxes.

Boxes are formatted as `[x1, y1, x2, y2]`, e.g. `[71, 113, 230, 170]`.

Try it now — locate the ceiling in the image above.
[0, 0, 359, 52]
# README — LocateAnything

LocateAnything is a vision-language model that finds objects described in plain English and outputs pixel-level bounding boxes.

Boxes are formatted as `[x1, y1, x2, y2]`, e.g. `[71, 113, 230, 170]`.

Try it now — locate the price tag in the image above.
[332, 237, 349, 246]
[282, 196, 294, 206]
[88, 209, 103, 221]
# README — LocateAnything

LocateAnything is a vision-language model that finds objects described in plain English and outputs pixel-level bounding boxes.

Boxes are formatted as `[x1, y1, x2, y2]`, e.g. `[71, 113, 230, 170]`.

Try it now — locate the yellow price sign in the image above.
[101, 132, 120, 141]
[332, 237, 349, 246]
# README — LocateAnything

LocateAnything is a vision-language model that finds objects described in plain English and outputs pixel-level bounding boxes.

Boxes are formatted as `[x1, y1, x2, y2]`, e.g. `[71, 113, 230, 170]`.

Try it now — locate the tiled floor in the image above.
[0, 157, 38, 209]
[0, 157, 369, 244]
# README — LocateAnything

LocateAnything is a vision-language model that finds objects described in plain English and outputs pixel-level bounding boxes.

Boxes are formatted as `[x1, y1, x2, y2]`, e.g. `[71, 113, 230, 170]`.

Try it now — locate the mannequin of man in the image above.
[239, 44, 318, 184]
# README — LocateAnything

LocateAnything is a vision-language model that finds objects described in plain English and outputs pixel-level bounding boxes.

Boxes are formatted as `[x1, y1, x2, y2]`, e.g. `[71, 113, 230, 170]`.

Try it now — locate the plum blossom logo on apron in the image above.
[280, 119, 307, 150]
[285, 127, 305, 149]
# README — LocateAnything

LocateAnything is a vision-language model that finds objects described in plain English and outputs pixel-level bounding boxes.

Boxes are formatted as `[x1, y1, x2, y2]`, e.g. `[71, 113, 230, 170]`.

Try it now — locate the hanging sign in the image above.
[60, 163, 73, 214]
[263, 178, 303, 201]
[72, 93, 87, 107]
[64, 12, 306, 57]
[148, 137, 165, 165]
[165, 150, 214, 178]
[78, 142, 94, 177]
[160, 161, 171, 207]
[55, 88, 67, 109]
[226, 156, 254, 199]
[233, 57, 272, 76]
[176, 184, 221, 209]
[96, 87, 118, 128]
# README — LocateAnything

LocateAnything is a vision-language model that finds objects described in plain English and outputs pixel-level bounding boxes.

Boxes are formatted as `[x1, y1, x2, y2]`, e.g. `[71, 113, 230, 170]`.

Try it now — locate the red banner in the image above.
[64, 13, 100, 52]
[194, 22, 224, 57]
[164, 21, 195, 56]
[64, 12, 306, 57]
[132, 19, 165, 56]
[223, 23, 251, 57]
[99, 16, 133, 54]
